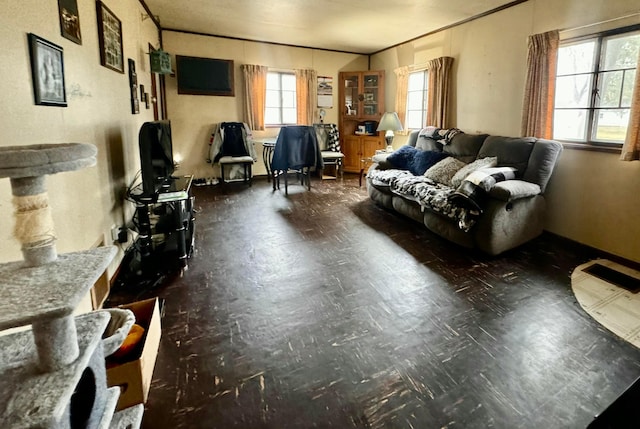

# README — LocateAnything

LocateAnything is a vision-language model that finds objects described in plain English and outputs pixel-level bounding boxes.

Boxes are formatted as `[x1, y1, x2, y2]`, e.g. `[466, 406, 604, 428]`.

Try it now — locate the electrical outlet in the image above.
[110, 225, 120, 242]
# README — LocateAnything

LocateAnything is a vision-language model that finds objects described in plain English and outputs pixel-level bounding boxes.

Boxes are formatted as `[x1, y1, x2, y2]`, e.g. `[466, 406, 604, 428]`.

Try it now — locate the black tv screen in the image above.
[139, 120, 175, 198]
[176, 55, 235, 96]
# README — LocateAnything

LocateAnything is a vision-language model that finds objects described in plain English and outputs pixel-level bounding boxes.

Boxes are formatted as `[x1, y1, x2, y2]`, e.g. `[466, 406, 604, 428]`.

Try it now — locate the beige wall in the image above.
[370, 0, 640, 263]
[0, 0, 160, 269]
[162, 31, 368, 179]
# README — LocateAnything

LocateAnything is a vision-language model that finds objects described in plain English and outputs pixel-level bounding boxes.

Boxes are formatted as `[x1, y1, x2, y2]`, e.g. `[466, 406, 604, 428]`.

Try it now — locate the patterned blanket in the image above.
[368, 169, 480, 232]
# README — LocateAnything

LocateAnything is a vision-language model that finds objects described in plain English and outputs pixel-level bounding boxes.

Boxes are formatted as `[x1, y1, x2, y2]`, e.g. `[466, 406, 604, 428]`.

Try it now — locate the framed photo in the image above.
[96, 1, 124, 73]
[128, 59, 139, 114]
[58, 0, 81, 44]
[28, 33, 67, 106]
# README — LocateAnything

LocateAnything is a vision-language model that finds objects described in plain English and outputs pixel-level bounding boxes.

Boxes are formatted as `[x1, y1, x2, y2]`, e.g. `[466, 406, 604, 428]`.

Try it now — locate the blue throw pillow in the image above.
[386, 145, 415, 170]
[409, 150, 450, 175]
[387, 145, 450, 175]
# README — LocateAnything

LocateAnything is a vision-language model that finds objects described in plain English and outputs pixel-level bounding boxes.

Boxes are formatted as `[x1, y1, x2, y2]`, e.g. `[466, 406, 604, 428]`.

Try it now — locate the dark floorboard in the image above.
[108, 174, 640, 428]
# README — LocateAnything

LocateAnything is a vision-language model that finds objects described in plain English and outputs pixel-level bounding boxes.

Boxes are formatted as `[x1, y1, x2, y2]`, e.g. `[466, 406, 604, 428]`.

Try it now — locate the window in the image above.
[405, 70, 429, 129]
[265, 71, 296, 126]
[554, 26, 640, 145]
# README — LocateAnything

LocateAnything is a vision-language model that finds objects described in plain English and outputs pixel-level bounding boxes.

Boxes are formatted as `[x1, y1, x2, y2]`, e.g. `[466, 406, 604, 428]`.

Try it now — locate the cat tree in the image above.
[0, 143, 143, 428]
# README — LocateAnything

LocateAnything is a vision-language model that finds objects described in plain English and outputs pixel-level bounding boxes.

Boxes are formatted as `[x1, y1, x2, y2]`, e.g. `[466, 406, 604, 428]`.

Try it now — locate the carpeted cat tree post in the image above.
[0, 143, 143, 428]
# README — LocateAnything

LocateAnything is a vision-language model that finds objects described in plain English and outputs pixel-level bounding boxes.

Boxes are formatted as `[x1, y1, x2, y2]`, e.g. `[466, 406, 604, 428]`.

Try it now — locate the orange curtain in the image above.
[426, 56, 454, 128]
[394, 66, 409, 135]
[241, 64, 268, 130]
[295, 69, 317, 125]
[620, 48, 640, 161]
[521, 30, 559, 138]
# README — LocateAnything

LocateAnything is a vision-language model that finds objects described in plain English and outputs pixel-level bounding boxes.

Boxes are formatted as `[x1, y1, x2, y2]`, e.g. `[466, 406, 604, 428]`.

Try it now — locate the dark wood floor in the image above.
[108, 174, 640, 429]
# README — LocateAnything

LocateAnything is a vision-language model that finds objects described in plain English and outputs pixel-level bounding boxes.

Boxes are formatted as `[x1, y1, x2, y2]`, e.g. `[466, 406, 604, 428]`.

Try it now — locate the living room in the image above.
[1, 0, 640, 427]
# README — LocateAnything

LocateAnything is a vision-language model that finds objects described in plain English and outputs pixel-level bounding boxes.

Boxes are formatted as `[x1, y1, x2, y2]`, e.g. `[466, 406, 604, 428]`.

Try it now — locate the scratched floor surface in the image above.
[108, 175, 640, 429]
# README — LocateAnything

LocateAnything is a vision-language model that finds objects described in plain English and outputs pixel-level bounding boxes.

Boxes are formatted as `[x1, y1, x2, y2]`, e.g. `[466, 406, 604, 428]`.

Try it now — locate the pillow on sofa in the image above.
[449, 166, 518, 212]
[450, 156, 497, 188]
[424, 157, 467, 186]
[387, 145, 450, 175]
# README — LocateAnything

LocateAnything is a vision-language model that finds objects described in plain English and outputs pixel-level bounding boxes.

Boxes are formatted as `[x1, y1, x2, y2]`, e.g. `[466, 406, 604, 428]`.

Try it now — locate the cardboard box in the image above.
[106, 297, 162, 411]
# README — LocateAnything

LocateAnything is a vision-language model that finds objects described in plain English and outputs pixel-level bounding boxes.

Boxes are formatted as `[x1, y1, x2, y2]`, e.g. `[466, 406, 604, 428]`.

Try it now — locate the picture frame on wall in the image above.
[96, 0, 124, 73]
[128, 58, 139, 114]
[28, 33, 67, 107]
[58, 0, 82, 44]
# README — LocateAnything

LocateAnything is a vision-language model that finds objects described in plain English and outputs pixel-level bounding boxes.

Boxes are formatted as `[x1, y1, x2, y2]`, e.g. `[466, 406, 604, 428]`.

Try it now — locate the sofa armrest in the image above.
[372, 152, 393, 170]
[488, 180, 541, 202]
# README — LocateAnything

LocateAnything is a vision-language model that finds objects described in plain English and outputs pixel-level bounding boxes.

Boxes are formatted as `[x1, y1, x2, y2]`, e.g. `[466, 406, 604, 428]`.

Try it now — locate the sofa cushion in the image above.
[387, 145, 449, 175]
[443, 133, 488, 163]
[450, 156, 498, 188]
[424, 157, 467, 185]
[415, 136, 443, 152]
[477, 136, 536, 174]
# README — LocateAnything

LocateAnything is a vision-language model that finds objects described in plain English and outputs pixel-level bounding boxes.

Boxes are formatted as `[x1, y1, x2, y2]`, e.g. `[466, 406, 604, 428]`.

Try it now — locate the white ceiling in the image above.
[144, 0, 526, 54]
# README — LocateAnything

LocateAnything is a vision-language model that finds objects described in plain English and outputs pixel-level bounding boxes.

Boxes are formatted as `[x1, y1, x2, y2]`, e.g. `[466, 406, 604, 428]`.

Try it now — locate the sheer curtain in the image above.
[241, 64, 268, 130]
[394, 66, 410, 135]
[295, 69, 318, 125]
[621, 49, 640, 161]
[520, 30, 559, 138]
[426, 56, 454, 128]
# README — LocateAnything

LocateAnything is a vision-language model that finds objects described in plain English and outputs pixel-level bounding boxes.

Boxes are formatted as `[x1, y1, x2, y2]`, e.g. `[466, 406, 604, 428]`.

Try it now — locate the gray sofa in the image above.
[366, 130, 563, 255]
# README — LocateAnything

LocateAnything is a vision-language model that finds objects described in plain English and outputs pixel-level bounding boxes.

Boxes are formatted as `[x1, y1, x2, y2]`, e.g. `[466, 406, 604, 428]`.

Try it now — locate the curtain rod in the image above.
[559, 12, 640, 33]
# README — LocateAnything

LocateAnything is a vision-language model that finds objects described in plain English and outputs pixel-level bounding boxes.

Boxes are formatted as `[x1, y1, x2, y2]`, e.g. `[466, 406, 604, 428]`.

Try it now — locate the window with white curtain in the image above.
[265, 71, 297, 126]
[405, 70, 429, 130]
[553, 26, 640, 145]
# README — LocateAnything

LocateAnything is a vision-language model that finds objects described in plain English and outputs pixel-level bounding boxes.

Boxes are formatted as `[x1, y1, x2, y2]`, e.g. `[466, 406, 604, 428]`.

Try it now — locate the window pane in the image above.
[602, 33, 640, 70]
[597, 70, 623, 108]
[555, 74, 592, 108]
[406, 110, 424, 130]
[282, 91, 295, 108]
[282, 108, 296, 124]
[266, 90, 280, 107]
[557, 41, 596, 75]
[407, 91, 424, 109]
[408, 71, 425, 90]
[267, 73, 280, 89]
[593, 109, 630, 142]
[622, 69, 636, 107]
[265, 108, 280, 124]
[553, 109, 588, 141]
[282, 74, 296, 90]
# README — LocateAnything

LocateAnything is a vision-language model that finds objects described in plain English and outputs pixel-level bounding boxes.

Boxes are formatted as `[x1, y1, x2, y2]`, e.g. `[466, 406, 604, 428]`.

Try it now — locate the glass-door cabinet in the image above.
[340, 71, 384, 119]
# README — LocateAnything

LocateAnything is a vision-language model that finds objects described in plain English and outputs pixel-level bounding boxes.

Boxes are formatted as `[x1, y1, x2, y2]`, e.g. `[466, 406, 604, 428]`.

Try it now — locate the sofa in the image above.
[366, 128, 563, 255]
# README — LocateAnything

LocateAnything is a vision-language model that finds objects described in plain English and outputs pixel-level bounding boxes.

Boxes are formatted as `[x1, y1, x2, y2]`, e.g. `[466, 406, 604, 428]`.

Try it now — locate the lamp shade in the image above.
[377, 112, 403, 132]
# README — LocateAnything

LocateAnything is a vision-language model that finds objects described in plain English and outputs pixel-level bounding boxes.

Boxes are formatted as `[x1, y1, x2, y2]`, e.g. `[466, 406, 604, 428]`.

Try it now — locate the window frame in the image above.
[265, 70, 297, 127]
[553, 24, 640, 150]
[405, 69, 429, 130]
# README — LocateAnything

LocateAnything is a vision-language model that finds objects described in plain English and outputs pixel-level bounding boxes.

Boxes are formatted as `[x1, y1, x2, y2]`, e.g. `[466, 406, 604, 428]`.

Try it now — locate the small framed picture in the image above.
[28, 33, 67, 107]
[58, 0, 82, 44]
[96, 0, 124, 73]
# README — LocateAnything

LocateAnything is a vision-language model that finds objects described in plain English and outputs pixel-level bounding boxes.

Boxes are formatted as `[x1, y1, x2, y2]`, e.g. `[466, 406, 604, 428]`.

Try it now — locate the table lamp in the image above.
[377, 112, 403, 152]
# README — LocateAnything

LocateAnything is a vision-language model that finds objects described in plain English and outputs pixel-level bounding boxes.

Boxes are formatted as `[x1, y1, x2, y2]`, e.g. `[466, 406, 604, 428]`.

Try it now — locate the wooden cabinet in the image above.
[338, 70, 386, 173]
[342, 135, 385, 172]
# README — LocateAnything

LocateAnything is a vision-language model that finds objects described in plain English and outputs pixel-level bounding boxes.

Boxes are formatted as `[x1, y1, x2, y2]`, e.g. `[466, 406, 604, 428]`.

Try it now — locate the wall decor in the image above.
[144, 93, 150, 109]
[28, 33, 67, 107]
[96, 1, 124, 73]
[128, 59, 139, 114]
[317, 76, 333, 108]
[139, 84, 145, 101]
[58, 0, 82, 44]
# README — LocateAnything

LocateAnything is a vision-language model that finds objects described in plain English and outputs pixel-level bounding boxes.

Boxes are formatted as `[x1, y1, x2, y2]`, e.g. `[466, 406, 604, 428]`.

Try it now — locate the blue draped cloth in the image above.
[271, 126, 323, 172]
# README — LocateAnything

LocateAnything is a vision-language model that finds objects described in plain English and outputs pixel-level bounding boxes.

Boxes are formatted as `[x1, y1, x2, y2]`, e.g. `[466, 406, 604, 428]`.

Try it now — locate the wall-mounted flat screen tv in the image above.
[176, 55, 234, 96]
